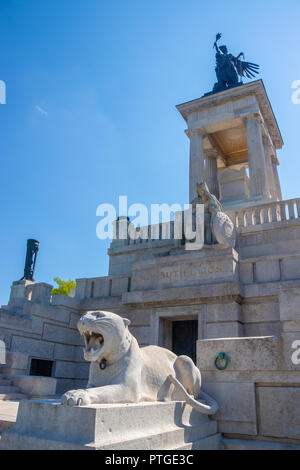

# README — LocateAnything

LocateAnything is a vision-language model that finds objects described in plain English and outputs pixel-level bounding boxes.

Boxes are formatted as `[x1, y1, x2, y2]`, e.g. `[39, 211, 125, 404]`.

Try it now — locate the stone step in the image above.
[0, 393, 27, 401]
[0, 399, 221, 450]
[222, 438, 300, 451]
[99, 427, 220, 450]
[0, 386, 19, 394]
[0, 400, 19, 433]
[172, 433, 221, 450]
[0, 379, 12, 386]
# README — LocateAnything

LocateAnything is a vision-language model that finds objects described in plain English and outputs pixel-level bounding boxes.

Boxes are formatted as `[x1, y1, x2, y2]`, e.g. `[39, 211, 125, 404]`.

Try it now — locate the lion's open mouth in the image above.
[82, 331, 104, 361]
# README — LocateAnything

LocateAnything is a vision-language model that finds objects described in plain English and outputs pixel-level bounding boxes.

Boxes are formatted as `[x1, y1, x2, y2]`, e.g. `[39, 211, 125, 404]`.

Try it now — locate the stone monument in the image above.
[0, 36, 299, 450]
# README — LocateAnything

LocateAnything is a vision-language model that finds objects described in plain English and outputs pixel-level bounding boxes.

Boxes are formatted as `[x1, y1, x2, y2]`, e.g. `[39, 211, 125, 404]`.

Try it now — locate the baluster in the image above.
[296, 199, 300, 219]
[288, 200, 295, 220]
[280, 202, 287, 221]
[254, 207, 261, 225]
[161, 222, 170, 240]
[270, 203, 278, 223]
[245, 208, 253, 227]
[237, 211, 243, 228]
[170, 221, 174, 240]
[260, 205, 269, 224]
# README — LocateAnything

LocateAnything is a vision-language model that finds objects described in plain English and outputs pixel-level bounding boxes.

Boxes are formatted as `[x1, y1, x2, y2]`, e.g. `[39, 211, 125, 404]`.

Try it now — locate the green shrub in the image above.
[52, 277, 76, 296]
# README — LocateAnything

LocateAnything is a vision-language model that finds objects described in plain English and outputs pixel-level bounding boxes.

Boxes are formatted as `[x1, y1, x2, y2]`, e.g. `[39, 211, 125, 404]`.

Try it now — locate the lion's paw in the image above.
[61, 389, 91, 406]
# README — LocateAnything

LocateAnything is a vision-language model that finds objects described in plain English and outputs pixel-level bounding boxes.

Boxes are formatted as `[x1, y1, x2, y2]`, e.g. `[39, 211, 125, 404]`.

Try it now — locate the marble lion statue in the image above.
[61, 311, 219, 415]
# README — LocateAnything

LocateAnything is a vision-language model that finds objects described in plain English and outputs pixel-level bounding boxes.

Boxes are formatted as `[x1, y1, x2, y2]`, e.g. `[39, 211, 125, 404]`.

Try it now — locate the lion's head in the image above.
[77, 311, 132, 364]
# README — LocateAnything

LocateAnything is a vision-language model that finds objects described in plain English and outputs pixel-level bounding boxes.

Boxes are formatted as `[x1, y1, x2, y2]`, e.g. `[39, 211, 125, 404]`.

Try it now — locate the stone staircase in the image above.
[0, 399, 222, 450]
[0, 368, 27, 401]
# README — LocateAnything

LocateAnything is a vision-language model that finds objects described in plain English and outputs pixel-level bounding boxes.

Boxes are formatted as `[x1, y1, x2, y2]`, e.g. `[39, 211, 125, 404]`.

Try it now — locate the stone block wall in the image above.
[197, 326, 300, 444]
[0, 284, 88, 394]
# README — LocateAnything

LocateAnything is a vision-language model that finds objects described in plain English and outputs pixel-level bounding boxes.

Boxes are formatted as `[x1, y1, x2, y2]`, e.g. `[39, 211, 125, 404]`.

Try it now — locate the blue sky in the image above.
[1, 0, 299, 305]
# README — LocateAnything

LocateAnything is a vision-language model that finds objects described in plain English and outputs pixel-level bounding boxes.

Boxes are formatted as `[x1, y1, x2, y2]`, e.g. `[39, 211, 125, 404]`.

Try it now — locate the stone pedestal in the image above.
[219, 168, 250, 203]
[0, 400, 221, 450]
[130, 246, 239, 292]
[177, 80, 283, 209]
[8, 280, 34, 308]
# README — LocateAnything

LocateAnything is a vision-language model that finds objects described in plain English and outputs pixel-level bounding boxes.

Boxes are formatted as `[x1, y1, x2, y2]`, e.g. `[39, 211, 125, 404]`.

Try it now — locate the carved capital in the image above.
[186, 128, 207, 139]
[243, 112, 263, 126]
[262, 134, 270, 146]
[205, 148, 219, 159]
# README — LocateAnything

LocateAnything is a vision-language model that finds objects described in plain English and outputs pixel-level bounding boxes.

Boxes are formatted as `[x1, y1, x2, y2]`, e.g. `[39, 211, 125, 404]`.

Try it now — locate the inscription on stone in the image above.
[138, 264, 223, 282]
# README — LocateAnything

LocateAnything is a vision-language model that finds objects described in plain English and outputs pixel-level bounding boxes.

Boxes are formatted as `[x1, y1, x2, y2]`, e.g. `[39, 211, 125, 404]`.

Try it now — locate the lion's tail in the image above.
[168, 374, 219, 416]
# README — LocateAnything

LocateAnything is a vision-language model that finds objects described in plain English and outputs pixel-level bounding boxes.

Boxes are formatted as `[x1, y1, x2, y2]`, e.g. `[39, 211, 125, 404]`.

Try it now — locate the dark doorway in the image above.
[172, 320, 198, 363]
[29, 358, 53, 377]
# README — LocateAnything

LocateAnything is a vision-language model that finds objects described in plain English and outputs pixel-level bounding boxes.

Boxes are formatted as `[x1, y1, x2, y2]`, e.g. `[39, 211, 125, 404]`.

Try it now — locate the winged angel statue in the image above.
[212, 33, 259, 92]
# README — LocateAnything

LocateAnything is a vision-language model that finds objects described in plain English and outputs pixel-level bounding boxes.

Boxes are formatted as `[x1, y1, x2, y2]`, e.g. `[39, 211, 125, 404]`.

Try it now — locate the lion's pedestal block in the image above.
[0, 399, 221, 450]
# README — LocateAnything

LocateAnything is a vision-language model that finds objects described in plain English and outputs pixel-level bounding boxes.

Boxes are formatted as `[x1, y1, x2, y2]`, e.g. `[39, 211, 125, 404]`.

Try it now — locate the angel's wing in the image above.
[236, 59, 259, 79]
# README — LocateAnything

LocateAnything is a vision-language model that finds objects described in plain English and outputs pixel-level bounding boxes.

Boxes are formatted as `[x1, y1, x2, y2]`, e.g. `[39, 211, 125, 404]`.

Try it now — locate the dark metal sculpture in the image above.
[212, 33, 259, 93]
[21, 239, 39, 281]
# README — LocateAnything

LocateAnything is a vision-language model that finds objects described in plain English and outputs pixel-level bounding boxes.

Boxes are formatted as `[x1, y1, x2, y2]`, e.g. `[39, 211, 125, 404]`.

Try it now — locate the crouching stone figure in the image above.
[61, 310, 218, 415]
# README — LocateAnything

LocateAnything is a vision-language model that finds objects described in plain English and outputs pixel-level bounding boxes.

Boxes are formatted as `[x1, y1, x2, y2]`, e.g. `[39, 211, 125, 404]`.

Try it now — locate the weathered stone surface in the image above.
[130, 248, 239, 292]
[281, 332, 300, 370]
[42, 324, 83, 346]
[255, 259, 280, 283]
[111, 277, 130, 296]
[258, 386, 300, 439]
[3, 352, 28, 371]
[244, 322, 281, 337]
[54, 361, 89, 379]
[0, 400, 220, 450]
[11, 336, 54, 360]
[53, 343, 78, 362]
[212, 212, 236, 248]
[68, 312, 82, 330]
[51, 295, 79, 310]
[280, 289, 300, 322]
[203, 382, 256, 426]
[197, 336, 281, 371]
[242, 300, 279, 323]
[206, 302, 241, 322]
[0, 310, 43, 336]
[239, 262, 253, 283]
[223, 438, 300, 450]
[281, 256, 300, 281]
[201, 369, 300, 385]
[12, 375, 57, 397]
[123, 282, 241, 307]
[30, 283, 52, 304]
[206, 322, 243, 339]
[23, 302, 70, 324]
[218, 420, 257, 436]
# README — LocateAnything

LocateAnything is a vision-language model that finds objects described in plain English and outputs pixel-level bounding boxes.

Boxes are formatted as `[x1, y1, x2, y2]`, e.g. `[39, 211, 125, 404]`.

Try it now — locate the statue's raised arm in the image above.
[212, 33, 259, 93]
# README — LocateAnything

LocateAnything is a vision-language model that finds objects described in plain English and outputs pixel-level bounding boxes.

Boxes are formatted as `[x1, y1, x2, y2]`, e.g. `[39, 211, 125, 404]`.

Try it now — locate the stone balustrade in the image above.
[228, 198, 300, 231]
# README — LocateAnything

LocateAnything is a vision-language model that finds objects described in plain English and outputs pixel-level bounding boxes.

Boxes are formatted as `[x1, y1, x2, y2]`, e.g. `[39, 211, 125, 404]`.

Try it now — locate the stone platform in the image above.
[0, 399, 221, 450]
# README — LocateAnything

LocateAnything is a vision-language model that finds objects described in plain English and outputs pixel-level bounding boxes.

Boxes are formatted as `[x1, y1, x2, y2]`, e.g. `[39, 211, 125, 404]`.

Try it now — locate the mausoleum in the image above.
[0, 46, 299, 449]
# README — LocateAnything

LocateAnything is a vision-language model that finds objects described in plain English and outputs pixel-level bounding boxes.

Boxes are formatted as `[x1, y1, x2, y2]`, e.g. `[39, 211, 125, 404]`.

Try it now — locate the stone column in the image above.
[244, 114, 269, 198]
[262, 135, 276, 199]
[188, 129, 206, 203]
[271, 156, 283, 201]
[205, 149, 219, 199]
